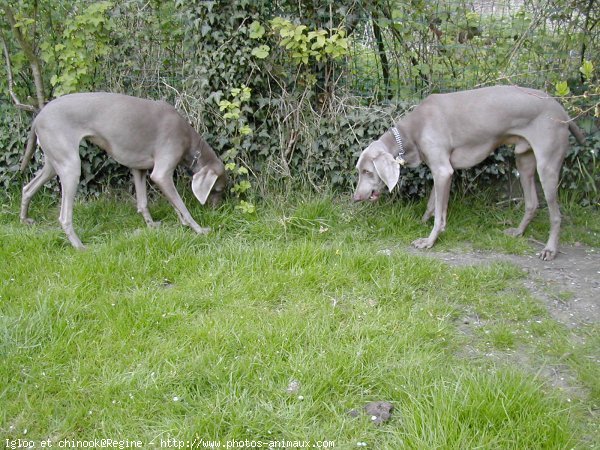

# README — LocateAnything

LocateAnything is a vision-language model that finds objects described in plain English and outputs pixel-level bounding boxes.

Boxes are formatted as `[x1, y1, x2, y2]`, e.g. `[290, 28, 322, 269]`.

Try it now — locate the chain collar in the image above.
[390, 126, 406, 166]
[186, 151, 201, 176]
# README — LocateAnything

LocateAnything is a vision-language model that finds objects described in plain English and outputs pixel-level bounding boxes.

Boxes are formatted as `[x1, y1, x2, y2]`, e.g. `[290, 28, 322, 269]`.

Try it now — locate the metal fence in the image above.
[346, 0, 598, 100]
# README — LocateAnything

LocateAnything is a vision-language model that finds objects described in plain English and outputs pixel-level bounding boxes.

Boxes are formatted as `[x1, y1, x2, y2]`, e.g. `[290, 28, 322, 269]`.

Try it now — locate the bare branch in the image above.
[2, 4, 46, 109]
[1, 32, 37, 112]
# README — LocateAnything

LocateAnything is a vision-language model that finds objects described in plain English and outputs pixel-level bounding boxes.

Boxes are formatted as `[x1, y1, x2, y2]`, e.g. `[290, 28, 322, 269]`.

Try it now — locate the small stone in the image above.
[347, 409, 360, 418]
[286, 380, 301, 394]
[364, 401, 394, 425]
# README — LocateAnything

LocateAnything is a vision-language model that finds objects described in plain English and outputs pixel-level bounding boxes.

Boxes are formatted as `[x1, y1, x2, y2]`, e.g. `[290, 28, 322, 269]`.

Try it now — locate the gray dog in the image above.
[353, 85, 585, 260]
[20, 92, 227, 249]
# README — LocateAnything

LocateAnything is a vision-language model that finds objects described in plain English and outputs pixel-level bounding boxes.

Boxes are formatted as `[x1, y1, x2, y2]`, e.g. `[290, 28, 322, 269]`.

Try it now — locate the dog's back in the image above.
[35, 93, 182, 137]
[30, 93, 193, 169]
[409, 85, 582, 148]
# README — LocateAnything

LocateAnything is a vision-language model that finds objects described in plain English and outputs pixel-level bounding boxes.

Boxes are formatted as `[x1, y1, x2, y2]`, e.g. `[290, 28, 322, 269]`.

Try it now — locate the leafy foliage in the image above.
[556, 61, 599, 205]
[0, 105, 29, 191]
[0, 0, 597, 205]
[269, 17, 348, 64]
[219, 85, 255, 213]
[41, 1, 113, 96]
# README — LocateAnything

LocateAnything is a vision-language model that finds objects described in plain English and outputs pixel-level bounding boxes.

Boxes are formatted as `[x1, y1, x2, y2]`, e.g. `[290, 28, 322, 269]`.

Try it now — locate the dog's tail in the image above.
[568, 121, 586, 145]
[20, 126, 37, 172]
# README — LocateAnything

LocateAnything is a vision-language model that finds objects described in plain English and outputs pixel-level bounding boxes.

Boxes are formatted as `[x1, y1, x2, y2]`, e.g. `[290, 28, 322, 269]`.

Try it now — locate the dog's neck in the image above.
[382, 124, 421, 168]
[184, 134, 216, 174]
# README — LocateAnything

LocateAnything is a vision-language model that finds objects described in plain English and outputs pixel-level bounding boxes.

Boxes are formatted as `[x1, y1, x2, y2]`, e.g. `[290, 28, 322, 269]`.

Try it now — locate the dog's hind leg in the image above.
[505, 145, 538, 237]
[528, 129, 568, 261]
[537, 152, 565, 261]
[132, 169, 160, 228]
[50, 147, 84, 249]
[20, 161, 57, 224]
[421, 188, 436, 223]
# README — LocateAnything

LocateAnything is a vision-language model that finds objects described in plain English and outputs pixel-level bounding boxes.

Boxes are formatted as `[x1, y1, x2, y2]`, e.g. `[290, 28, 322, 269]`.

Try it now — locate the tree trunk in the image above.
[2, 4, 46, 110]
[372, 12, 391, 100]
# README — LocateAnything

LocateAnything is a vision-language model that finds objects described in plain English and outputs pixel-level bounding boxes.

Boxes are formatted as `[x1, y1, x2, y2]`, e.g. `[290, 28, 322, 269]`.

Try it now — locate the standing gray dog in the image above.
[353, 85, 585, 260]
[20, 92, 227, 249]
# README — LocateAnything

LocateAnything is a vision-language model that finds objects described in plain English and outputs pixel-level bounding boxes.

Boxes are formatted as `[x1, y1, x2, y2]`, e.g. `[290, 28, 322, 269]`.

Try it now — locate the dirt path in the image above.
[408, 243, 600, 328]
[407, 243, 599, 412]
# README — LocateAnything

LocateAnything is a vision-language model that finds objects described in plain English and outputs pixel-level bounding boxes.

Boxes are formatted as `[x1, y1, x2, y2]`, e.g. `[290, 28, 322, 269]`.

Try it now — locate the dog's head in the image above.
[353, 141, 400, 202]
[191, 162, 227, 207]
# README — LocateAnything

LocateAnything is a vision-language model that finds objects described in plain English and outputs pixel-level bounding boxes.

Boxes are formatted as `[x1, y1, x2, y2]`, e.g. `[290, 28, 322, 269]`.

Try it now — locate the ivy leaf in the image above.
[555, 81, 570, 97]
[251, 45, 270, 59]
[89, 17, 103, 27]
[201, 23, 211, 36]
[280, 27, 294, 38]
[223, 111, 240, 120]
[218, 100, 232, 111]
[579, 60, 594, 80]
[294, 25, 307, 36]
[235, 200, 256, 214]
[311, 35, 326, 50]
[249, 21, 265, 39]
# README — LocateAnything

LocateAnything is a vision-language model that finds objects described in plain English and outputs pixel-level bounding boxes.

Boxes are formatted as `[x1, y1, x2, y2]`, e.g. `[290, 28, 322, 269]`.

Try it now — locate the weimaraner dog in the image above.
[20, 92, 227, 249]
[353, 85, 585, 260]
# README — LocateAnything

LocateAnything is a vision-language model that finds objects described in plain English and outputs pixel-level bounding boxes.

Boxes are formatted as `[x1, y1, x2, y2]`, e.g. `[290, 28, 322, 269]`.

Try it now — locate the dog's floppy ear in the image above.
[192, 166, 219, 205]
[373, 152, 400, 192]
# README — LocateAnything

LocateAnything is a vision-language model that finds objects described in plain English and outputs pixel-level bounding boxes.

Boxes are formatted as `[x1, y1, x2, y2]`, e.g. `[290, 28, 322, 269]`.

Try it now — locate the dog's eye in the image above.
[362, 169, 372, 176]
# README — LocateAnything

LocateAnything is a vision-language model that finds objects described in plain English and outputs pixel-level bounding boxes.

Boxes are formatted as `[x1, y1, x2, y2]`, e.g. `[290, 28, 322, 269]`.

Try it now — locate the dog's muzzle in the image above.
[353, 190, 380, 202]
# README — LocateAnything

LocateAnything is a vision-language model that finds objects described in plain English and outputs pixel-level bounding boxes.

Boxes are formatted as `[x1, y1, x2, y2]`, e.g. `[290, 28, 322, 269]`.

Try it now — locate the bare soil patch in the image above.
[407, 243, 600, 328]
[407, 243, 599, 405]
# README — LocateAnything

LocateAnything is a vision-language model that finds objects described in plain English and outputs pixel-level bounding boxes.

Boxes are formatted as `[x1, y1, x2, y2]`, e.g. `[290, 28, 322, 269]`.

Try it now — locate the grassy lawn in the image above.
[1, 187, 598, 449]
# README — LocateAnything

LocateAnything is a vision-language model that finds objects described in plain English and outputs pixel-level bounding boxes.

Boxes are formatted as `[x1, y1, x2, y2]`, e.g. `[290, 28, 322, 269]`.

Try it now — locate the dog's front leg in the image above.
[149, 167, 210, 235]
[412, 166, 453, 249]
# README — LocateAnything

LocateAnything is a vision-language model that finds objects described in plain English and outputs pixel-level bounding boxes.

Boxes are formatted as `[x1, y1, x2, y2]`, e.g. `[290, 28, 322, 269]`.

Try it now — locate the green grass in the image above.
[1, 188, 598, 448]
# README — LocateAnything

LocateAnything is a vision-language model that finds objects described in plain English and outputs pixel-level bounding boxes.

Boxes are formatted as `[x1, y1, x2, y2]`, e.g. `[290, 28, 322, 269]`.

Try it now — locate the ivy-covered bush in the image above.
[0, 105, 30, 192]
[561, 133, 599, 206]
[1, 0, 597, 206]
[174, 0, 599, 204]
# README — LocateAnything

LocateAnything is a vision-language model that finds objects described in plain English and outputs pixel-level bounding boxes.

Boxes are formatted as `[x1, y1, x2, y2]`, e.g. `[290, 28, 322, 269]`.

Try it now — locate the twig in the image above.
[496, 197, 523, 206]
[1, 33, 37, 112]
[2, 4, 45, 110]
[527, 237, 567, 255]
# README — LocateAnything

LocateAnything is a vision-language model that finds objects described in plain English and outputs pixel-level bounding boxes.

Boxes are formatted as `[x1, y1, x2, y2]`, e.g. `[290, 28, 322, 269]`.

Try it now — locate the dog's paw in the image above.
[148, 220, 162, 229]
[538, 248, 556, 261]
[197, 227, 211, 235]
[504, 227, 523, 237]
[21, 217, 36, 226]
[412, 237, 434, 249]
